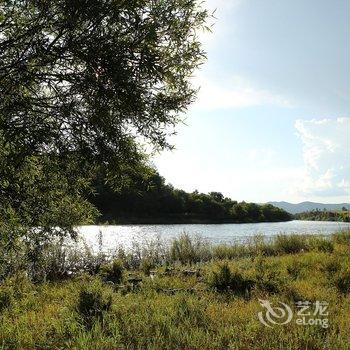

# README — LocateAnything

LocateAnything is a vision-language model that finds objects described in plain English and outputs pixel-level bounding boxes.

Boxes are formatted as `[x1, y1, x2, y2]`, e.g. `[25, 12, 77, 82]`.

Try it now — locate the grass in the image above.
[0, 231, 350, 349]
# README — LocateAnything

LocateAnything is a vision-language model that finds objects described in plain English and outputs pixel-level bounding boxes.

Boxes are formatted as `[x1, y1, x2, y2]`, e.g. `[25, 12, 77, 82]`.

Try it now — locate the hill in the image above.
[268, 201, 350, 214]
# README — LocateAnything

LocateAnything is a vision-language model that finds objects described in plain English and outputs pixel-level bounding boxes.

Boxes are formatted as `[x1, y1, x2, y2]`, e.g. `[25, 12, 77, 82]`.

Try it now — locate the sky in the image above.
[154, 0, 350, 204]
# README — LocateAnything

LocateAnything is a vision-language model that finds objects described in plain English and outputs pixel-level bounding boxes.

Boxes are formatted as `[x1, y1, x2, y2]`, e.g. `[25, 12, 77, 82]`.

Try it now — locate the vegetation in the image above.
[295, 209, 350, 222]
[1, 231, 350, 349]
[90, 169, 292, 224]
[0, 0, 209, 274]
[1, 2, 348, 349]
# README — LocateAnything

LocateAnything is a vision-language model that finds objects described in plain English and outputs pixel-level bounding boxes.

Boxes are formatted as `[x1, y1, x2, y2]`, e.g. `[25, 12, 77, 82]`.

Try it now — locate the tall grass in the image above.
[0, 230, 344, 283]
[0, 230, 350, 349]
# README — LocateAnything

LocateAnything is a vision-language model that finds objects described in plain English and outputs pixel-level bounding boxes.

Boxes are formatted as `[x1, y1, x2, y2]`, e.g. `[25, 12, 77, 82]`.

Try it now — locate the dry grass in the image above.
[0, 231, 350, 349]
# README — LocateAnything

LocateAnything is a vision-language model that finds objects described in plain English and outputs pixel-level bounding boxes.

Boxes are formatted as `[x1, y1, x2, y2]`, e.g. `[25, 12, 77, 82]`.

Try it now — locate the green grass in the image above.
[1, 231, 350, 349]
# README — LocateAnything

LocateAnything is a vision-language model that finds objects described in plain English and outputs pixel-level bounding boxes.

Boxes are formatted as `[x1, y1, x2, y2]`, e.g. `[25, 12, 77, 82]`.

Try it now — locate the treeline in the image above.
[295, 209, 350, 222]
[89, 170, 292, 224]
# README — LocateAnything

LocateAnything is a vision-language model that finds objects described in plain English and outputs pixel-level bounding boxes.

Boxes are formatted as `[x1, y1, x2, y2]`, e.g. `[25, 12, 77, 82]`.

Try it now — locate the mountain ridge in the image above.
[267, 201, 350, 214]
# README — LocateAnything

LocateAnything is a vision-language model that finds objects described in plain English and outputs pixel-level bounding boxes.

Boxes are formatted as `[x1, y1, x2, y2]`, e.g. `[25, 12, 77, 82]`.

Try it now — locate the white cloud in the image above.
[193, 76, 293, 110]
[294, 117, 350, 197]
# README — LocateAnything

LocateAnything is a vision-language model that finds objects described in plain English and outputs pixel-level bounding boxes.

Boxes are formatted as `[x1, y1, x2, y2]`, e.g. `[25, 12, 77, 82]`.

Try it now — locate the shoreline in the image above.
[94, 217, 294, 225]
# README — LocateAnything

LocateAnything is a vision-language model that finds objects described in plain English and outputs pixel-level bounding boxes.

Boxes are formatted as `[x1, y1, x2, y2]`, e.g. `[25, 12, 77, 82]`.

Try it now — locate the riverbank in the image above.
[295, 210, 350, 222]
[1, 231, 350, 349]
[98, 215, 294, 225]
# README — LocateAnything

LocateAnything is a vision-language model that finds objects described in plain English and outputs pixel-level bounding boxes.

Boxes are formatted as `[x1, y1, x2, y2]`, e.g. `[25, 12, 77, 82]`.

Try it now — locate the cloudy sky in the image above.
[154, 0, 350, 204]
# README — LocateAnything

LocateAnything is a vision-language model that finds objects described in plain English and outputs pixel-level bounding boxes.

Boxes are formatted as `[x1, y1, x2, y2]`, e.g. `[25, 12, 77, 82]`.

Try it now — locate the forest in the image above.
[295, 209, 350, 222]
[90, 169, 293, 224]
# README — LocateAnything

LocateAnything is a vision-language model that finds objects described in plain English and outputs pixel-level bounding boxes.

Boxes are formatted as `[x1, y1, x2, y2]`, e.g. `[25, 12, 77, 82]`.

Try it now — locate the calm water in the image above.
[78, 220, 350, 252]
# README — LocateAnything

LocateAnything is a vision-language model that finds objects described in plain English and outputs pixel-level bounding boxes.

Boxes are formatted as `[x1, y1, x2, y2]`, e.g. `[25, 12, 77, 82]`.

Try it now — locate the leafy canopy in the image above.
[0, 0, 208, 161]
[0, 0, 209, 275]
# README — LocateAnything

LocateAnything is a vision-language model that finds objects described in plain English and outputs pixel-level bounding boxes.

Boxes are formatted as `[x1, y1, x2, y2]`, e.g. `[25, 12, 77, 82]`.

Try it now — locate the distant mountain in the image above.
[267, 201, 350, 214]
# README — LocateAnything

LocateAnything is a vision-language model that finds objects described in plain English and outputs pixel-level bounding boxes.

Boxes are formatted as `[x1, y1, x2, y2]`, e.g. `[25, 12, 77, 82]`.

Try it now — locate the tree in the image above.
[209, 192, 224, 203]
[1, 0, 208, 161]
[0, 0, 209, 278]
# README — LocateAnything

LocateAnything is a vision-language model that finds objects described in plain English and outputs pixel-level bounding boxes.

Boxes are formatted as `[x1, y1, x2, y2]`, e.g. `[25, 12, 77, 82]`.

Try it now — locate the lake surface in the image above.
[78, 220, 350, 252]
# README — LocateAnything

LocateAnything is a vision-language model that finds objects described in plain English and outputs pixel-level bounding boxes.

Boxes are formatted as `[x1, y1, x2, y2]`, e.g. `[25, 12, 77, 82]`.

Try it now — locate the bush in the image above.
[322, 256, 342, 276]
[209, 263, 232, 292]
[140, 257, 155, 276]
[333, 230, 350, 246]
[333, 268, 350, 293]
[170, 233, 199, 264]
[310, 237, 334, 253]
[100, 259, 124, 284]
[274, 234, 309, 254]
[0, 271, 32, 312]
[209, 263, 253, 296]
[247, 235, 277, 257]
[212, 244, 248, 260]
[212, 236, 278, 260]
[0, 287, 13, 312]
[77, 278, 113, 325]
[1, 271, 32, 296]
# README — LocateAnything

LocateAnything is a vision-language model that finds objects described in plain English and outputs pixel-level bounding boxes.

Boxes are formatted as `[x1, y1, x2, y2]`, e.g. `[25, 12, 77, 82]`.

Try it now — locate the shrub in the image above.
[209, 263, 253, 296]
[274, 234, 309, 254]
[333, 230, 350, 246]
[140, 257, 155, 276]
[230, 269, 254, 297]
[322, 257, 342, 276]
[213, 244, 248, 260]
[302, 235, 335, 253]
[311, 237, 334, 253]
[0, 286, 13, 312]
[77, 278, 113, 325]
[247, 235, 277, 257]
[0, 271, 32, 312]
[333, 268, 350, 293]
[209, 263, 232, 292]
[100, 259, 124, 284]
[170, 233, 198, 264]
[41, 240, 69, 281]
[1, 271, 32, 297]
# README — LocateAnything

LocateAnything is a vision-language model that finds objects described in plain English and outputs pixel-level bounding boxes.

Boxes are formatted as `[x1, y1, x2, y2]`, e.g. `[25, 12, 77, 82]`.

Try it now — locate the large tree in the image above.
[1, 0, 207, 159]
[0, 0, 208, 277]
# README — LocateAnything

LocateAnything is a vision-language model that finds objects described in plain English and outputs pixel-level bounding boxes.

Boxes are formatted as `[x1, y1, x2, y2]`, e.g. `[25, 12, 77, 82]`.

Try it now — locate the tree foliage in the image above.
[0, 0, 207, 160]
[90, 169, 293, 223]
[295, 210, 350, 222]
[0, 0, 209, 276]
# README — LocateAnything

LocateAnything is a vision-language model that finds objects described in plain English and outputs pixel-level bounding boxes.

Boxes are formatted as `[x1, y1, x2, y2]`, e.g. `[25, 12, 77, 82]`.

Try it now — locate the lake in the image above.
[78, 220, 350, 253]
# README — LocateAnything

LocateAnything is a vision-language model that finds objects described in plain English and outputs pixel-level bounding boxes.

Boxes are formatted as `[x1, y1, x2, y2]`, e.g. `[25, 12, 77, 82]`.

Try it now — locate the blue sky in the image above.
[154, 0, 350, 204]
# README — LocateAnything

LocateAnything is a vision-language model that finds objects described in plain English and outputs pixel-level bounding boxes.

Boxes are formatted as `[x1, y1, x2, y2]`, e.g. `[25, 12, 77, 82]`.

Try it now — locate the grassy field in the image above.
[1, 232, 350, 349]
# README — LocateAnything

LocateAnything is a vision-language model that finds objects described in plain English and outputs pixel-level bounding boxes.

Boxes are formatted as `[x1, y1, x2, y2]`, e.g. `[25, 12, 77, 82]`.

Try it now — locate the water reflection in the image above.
[77, 220, 350, 253]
